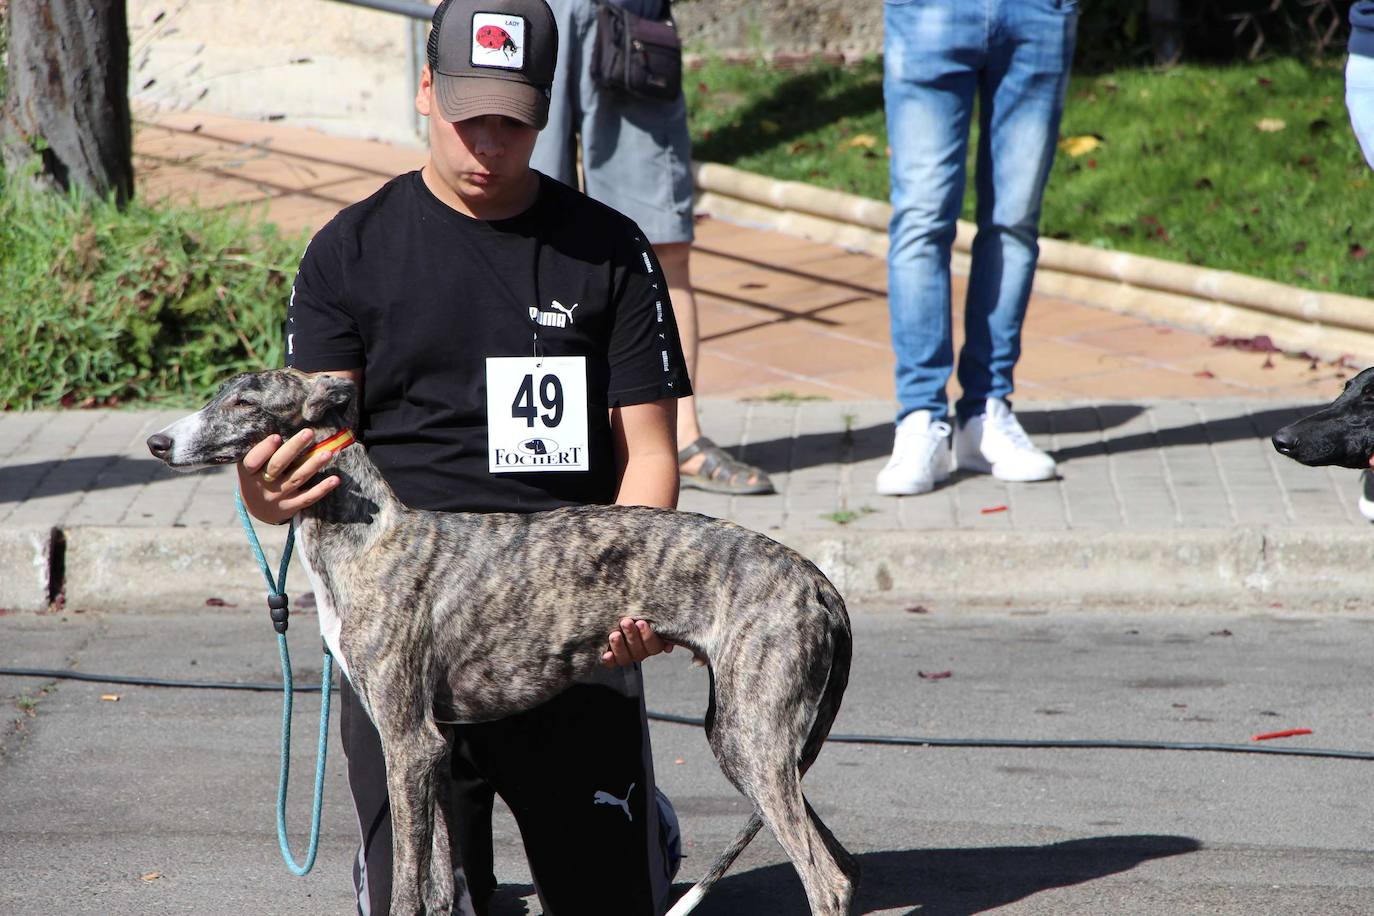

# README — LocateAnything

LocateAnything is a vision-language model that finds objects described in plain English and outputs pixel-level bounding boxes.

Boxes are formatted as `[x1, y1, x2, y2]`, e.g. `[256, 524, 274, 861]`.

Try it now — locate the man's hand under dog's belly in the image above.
[601, 617, 676, 667]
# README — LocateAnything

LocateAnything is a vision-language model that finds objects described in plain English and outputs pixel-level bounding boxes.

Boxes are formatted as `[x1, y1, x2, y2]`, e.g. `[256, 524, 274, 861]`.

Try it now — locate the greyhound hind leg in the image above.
[753, 775, 855, 915]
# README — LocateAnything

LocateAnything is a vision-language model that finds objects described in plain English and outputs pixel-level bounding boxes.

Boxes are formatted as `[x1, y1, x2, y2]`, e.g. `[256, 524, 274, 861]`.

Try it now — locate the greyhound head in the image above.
[146, 368, 357, 470]
[1272, 366, 1374, 468]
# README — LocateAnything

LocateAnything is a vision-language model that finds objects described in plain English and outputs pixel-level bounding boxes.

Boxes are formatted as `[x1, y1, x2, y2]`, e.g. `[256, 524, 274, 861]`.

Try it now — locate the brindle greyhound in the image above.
[147, 368, 856, 916]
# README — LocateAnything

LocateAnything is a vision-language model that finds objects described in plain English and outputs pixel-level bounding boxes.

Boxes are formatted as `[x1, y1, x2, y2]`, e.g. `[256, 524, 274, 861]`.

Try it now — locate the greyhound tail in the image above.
[666, 582, 856, 915]
[664, 812, 764, 916]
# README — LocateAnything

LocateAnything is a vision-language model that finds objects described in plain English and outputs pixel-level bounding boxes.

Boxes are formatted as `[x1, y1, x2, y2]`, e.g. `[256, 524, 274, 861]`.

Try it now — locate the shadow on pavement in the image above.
[738, 403, 1325, 476]
[739, 405, 1150, 475]
[680, 833, 1201, 915]
[1047, 403, 1321, 464]
[488, 883, 536, 915]
[0, 455, 185, 504]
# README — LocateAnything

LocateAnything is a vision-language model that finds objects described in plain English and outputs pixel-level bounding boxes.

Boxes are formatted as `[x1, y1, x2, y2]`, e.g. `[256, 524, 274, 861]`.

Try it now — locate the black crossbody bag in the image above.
[591, 0, 683, 102]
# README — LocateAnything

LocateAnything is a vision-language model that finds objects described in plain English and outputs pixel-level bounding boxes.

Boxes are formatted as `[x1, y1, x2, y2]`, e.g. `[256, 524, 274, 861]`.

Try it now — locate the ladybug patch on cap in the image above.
[471, 13, 526, 70]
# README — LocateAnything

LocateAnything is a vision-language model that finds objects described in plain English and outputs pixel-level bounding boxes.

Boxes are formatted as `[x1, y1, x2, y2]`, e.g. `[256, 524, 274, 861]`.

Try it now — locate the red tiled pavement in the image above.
[133, 110, 1352, 405]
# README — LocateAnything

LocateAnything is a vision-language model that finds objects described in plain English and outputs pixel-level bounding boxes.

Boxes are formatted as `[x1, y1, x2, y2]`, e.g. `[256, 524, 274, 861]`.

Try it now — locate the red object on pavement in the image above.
[1251, 728, 1313, 741]
[980, 505, 1008, 514]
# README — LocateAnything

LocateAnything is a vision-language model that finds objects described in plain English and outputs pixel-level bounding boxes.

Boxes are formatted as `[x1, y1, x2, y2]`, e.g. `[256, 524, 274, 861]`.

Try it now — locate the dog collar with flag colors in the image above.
[307, 429, 356, 459]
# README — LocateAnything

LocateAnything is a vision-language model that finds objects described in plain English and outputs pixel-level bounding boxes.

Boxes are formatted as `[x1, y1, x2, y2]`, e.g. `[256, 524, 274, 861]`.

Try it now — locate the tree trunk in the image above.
[1, 0, 133, 205]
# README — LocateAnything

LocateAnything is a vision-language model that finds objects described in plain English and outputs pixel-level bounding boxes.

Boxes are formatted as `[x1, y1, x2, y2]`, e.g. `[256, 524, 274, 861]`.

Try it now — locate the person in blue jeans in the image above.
[877, 0, 1079, 496]
[1345, 1, 1374, 520]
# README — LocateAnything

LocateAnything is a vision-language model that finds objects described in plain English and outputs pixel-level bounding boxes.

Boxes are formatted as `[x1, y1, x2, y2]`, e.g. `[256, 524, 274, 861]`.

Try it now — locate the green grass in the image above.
[686, 56, 1374, 297]
[820, 506, 879, 526]
[741, 390, 831, 402]
[0, 176, 306, 410]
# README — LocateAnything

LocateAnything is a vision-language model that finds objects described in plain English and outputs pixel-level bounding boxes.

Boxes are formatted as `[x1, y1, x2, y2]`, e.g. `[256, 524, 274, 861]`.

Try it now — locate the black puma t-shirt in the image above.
[285, 170, 691, 514]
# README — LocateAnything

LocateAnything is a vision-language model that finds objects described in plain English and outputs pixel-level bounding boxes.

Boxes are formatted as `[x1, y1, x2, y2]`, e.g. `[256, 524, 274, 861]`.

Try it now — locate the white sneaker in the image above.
[954, 397, 1056, 482]
[876, 411, 952, 496]
[1359, 470, 1374, 522]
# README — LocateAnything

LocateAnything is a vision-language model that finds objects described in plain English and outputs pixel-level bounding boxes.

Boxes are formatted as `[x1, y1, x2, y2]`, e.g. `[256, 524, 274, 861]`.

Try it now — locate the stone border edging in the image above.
[693, 161, 1374, 359]
[18, 524, 1373, 614]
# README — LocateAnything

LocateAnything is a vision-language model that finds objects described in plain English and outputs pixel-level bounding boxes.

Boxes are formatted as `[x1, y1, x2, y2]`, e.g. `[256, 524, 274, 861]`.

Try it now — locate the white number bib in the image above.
[485, 356, 590, 473]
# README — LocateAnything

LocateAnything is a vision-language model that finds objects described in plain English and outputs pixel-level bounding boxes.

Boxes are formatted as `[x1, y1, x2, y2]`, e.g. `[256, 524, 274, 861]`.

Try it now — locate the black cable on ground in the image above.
[4, 666, 1370, 762]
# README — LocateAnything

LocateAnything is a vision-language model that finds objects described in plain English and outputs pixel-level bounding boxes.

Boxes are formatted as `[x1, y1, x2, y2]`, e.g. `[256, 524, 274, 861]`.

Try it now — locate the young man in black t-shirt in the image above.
[235, 0, 690, 911]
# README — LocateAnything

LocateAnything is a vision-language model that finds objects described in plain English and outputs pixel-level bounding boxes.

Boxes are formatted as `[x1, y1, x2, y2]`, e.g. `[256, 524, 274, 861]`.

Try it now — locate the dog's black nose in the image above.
[146, 433, 173, 459]
[1271, 430, 1297, 456]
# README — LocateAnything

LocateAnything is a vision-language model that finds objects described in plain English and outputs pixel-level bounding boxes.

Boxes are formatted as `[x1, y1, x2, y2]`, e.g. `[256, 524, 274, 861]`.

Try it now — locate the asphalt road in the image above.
[3, 604, 1374, 915]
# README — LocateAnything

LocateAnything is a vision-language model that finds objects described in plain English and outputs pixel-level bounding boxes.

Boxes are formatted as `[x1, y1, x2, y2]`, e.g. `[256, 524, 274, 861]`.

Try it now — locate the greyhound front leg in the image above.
[429, 743, 480, 916]
[379, 723, 450, 916]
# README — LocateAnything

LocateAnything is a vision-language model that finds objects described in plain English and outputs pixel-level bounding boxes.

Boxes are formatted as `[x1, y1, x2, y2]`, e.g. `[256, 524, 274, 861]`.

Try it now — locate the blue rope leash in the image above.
[235, 490, 333, 876]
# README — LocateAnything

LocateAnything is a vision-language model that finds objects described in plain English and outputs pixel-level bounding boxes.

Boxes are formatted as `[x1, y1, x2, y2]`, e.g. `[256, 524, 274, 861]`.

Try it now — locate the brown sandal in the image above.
[678, 437, 775, 495]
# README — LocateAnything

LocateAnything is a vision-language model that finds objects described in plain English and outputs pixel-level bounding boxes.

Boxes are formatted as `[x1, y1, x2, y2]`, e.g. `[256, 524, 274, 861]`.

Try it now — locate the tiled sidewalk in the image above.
[0, 399, 1358, 534]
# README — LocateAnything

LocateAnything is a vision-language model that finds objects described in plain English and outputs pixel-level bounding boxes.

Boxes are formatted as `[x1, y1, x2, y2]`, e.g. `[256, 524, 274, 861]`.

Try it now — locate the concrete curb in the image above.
[61, 526, 294, 615]
[0, 528, 52, 613]
[42, 524, 1374, 613]
[692, 161, 1374, 361]
[778, 527, 1372, 606]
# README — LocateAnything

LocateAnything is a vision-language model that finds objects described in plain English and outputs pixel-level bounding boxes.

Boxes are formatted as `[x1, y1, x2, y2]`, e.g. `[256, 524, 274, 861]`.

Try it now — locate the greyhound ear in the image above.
[303, 375, 357, 424]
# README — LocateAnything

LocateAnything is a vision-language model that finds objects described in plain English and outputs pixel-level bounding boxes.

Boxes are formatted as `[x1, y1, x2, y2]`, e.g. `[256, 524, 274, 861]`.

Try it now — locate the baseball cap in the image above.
[426, 0, 558, 129]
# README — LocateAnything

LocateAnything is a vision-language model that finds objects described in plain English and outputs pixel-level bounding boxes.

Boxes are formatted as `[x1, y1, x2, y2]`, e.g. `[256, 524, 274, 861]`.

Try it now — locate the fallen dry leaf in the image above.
[841, 134, 877, 149]
[1058, 134, 1102, 157]
[1211, 334, 1280, 353]
[1256, 118, 1286, 132]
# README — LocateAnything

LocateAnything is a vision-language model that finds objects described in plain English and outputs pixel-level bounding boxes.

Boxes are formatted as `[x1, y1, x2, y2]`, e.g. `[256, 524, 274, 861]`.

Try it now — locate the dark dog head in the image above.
[1272, 366, 1374, 468]
[145, 368, 357, 470]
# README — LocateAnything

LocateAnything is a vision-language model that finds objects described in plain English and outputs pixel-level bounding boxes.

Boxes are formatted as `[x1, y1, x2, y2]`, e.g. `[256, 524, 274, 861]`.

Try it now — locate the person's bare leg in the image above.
[656, 241, 769, 490]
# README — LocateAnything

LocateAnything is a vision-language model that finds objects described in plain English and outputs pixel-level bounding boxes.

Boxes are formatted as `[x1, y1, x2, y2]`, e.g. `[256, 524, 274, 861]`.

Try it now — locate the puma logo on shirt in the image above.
[528, 300, 579, 328]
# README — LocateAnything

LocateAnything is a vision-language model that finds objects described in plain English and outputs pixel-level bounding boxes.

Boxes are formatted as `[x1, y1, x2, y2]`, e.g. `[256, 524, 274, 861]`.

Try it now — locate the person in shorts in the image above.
[531, 0, 775, 495]
[236, 0, 686, 911]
